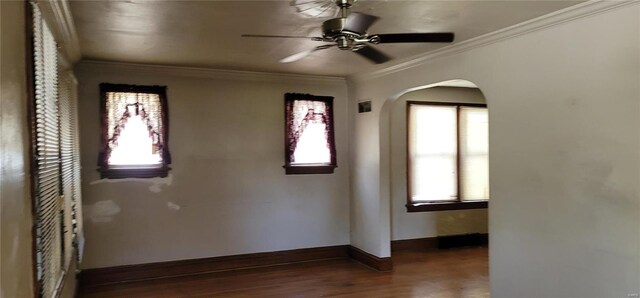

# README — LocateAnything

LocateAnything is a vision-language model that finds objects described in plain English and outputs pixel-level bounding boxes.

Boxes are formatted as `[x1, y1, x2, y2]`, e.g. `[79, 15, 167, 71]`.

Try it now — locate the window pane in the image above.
[460, 107, 489, 201]
[409, 105, 458, 202]
[108, 113, 162, 165]
[105, 91, 164, 166]
[293, 122, 331, 164]
[290, 100, 331, 165]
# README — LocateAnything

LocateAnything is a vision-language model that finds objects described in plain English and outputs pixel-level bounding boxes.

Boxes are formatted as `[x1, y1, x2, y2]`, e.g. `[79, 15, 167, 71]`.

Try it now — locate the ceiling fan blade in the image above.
[280, 50, 314, 63]
[354, 45, 391, 64]
[280, 44, 334, 63]
[242, 34, 322, 40]
[376, 33, 455, 43]
[344, 12, 379, 34]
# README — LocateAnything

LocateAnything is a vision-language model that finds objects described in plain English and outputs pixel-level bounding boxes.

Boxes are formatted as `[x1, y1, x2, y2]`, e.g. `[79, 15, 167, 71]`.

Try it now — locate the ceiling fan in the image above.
[242, 0, 454, 64]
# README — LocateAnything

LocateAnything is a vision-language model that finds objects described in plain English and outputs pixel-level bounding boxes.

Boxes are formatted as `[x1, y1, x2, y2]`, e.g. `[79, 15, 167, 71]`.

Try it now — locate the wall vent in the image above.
[358, 101, 372, 113]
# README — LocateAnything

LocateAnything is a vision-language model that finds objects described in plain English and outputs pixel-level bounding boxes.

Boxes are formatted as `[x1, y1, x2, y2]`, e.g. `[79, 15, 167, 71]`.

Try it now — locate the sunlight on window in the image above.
[408, 103, 489, 204]
[460, 107, 489, 201]
[108, 115, 162, 166]
[292, 122, 331, 164]
[409, 105, 458, 202]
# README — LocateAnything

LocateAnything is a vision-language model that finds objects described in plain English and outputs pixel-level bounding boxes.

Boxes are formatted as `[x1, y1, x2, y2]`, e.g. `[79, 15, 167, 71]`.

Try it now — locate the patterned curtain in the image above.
[106, 92, 163, 156]
[98, 84, 171, 168]
[284, 93, 336, 165]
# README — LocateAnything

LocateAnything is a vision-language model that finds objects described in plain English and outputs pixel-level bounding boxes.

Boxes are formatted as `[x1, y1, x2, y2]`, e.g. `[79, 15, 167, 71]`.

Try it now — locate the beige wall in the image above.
[391, 87, 488, 240]
[1, 1, 35, 297]
[348, 2, 639, 297]
[75, 62, 351, 269]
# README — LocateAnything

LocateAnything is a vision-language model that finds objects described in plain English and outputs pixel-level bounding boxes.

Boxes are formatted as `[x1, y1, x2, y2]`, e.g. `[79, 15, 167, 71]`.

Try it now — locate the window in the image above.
[284, 93, 337, 174]
[407, 102, 489, 212]
[98, 83, 171, 179]
[30, 3, 84, 297]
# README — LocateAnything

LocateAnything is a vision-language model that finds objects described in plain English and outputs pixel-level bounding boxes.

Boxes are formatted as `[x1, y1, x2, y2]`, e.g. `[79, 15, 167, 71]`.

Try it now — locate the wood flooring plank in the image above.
[80, 246, 488, 298]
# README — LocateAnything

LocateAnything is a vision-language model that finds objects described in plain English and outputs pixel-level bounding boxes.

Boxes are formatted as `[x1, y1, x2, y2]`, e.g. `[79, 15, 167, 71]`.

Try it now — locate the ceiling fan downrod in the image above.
[336, 0, 353, 18]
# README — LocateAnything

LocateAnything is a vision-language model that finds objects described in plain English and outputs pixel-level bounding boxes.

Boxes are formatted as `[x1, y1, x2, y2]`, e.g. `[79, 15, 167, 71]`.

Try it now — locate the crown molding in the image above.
[76, 60, 347, 84]
[36, 0, 81, 64]
[348, 0, 639, 83]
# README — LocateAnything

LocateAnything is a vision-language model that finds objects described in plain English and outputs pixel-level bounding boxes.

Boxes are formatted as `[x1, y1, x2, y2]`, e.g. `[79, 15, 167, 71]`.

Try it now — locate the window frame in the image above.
[98, 83, 171, 179]
[406, 101, 489, 212]
[283, 93, 337, 175]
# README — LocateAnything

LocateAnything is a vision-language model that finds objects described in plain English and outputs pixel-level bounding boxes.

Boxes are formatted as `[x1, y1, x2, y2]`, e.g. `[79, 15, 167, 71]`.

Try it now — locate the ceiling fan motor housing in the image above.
[322, 17, 364, 50]
[322, 18, 347, 38]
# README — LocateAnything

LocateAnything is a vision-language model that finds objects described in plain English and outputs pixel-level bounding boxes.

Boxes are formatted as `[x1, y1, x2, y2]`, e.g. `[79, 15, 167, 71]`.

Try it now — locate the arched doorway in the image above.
[380, 79, 490, 294]
[386, 80, 489, 244]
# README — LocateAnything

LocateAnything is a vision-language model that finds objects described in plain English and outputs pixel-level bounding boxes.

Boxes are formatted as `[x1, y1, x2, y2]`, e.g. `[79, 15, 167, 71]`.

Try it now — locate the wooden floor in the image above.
[79, 246, 489, 298]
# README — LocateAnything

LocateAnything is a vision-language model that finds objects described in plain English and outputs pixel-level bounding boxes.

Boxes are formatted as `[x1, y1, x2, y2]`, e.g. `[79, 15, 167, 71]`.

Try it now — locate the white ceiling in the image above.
[70, 0, 583, 77]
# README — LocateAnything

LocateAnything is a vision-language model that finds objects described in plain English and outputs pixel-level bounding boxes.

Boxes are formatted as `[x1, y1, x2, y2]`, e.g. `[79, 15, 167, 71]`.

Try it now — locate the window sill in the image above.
[406, 200, 488, 212]
[98, 165, 170, 179]
[284, 164, 336, 175]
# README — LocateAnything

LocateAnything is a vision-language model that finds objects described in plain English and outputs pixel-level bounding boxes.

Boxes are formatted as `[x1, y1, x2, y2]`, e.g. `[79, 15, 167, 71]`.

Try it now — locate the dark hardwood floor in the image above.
[79, 246, 489, 297]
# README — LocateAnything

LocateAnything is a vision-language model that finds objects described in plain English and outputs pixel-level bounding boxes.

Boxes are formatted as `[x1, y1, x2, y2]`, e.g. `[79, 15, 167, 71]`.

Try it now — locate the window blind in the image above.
[459, 107, 490, 201]
[408, 102, 489, 205]
[69, 75, 84, 261]
[58, 70, 82, 266]
[32, 3, 64, 297]
[408, 105, 458, 202]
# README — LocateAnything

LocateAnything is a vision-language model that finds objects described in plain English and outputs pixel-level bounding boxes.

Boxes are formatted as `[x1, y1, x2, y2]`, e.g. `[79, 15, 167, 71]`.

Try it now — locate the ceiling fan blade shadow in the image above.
[280, 44, 335, 63]
[354, 45, 391, 64]
[376, 33, 455, 43]
[332, 6, 341, 18]
[344, 12, 379, 34]
[242, 34, 322, 40]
